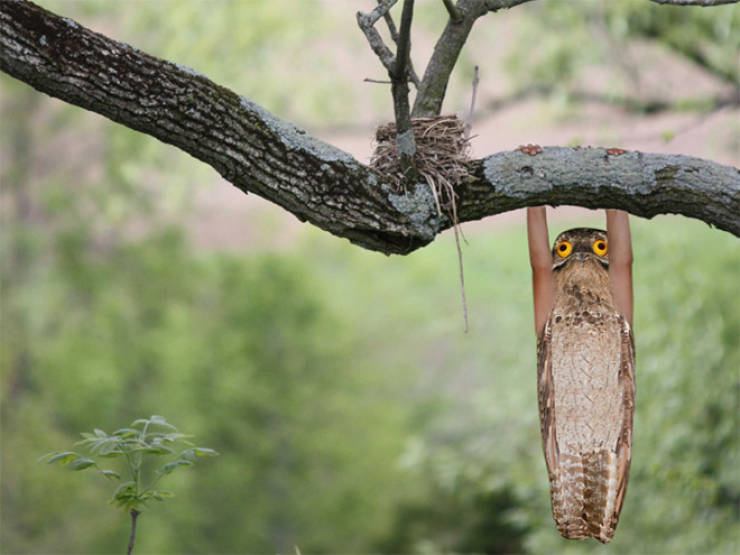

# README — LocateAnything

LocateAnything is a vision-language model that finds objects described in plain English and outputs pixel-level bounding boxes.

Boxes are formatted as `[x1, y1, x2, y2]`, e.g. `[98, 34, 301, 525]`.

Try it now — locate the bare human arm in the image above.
[527, 207, 554, 336]
[606, 209, 634, 326]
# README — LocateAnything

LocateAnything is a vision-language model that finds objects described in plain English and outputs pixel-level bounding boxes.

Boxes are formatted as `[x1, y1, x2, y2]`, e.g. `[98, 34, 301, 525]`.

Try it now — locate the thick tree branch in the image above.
[464, 149, 739, 236]
[2, 0, 433, 254]
[2, 0, 739, 257]
[649, 0, 738, 5]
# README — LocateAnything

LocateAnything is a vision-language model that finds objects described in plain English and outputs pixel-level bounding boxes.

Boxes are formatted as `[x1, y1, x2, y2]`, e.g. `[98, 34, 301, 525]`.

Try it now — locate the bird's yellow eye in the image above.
[593, 240, 608, 256]
[556, 241, 572, 258]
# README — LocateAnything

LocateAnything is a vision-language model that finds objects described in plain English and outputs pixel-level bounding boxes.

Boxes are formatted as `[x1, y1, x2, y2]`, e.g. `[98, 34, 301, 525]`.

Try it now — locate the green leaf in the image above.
[68, 458, 96, 470]
[149, 415, 177, 430]
[141, 489, 175, 502]
[181, 447, 219, 461]
[112, 428, 138, 438]
[75, 438, 100, 450]
[57, 452, 82, 466]
[121, 439, 148, 450]
[38, 451, 79, 466]
[38, 451, 64, 464]
[112, 481, 135, 495]
[191, 447, 218, 457]
[131, 445, 175, 455]
[93, 428, 107, 438]
[153, 489, 175, 498]
[100, 469, 121, 480]
[151, 490, 175, 501]
[111, 481, 137, 506]
[156, 459, 193, 475]
[88, 437, 123, 456]
[98, 449, 124, 458]
[152, 432, 189, 444]
[193, 447, 218, 457]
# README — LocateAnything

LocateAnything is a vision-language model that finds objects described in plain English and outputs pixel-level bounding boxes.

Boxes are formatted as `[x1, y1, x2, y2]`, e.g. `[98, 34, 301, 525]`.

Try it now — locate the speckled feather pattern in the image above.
[537, 229, 636, 543]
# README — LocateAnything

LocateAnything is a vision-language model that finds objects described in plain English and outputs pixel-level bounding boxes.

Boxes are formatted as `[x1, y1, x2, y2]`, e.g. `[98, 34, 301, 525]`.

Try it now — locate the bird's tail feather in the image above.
[550, 449, 620, 543]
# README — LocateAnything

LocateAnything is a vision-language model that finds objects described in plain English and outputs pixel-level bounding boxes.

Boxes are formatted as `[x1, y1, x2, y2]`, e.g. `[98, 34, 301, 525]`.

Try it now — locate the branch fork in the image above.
[358, 1, 418, 176]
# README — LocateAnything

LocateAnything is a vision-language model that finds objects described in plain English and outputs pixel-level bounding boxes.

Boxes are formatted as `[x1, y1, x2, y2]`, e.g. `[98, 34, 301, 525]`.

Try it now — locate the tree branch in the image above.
[391, 0, 416, 176]
[356, 1, 398, 74]
[648, 0, 738, 5]
[464, 148, 739, 237]
[412, 0, 535, 117]
[380, 4, 420, 88]
[357, 0, 418, 175]
[482, 85, 740, 116]
[441, 0, 463, 22]
[2, 0, 739, 257]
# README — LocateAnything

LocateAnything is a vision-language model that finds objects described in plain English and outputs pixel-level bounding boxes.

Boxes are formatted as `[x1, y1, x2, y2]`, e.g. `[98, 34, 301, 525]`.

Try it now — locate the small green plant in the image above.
[39, 415, 218, 554]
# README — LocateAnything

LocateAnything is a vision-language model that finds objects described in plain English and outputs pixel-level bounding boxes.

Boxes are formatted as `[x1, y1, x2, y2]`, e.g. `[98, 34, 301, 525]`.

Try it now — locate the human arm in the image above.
[527, 207, 554, 336]
[606, 209, 634, 326]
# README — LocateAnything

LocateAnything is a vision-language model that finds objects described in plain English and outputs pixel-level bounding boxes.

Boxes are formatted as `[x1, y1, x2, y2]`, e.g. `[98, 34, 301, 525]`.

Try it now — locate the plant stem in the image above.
[136, 421, 150, 487]
[127, 508, 140, 555]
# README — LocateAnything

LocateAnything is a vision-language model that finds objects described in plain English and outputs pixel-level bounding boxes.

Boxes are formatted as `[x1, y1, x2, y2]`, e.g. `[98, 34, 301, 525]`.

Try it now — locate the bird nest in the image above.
[371, 115, 473, 331]
[370, 115, 472, 220]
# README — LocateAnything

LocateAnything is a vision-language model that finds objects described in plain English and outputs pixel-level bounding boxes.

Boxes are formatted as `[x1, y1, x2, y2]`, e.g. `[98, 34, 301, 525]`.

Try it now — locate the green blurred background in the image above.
[2, 1, 738, 553]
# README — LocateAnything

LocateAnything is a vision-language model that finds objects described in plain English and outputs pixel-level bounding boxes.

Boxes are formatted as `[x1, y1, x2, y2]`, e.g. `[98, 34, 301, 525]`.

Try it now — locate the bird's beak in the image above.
[576, 252, 585, 263]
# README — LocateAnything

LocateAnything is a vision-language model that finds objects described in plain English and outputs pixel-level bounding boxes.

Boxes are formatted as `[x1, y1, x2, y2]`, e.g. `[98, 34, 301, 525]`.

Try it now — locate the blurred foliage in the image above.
[604, 0, 740, 84]
[3, 1, 739, 553]
[504, 0, 739, 96]
[38, 0, 364, 126]
[305, 213, 740, 554]
[1, 228, 417, 552]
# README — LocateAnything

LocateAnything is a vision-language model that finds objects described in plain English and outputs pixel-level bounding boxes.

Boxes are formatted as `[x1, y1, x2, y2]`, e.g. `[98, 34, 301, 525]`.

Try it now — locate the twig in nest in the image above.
[370, 115, 472, 331]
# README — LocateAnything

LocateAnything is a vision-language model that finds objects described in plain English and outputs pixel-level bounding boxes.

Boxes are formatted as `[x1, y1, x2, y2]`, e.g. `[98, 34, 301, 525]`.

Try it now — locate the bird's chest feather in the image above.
[548, 267, 623, 450]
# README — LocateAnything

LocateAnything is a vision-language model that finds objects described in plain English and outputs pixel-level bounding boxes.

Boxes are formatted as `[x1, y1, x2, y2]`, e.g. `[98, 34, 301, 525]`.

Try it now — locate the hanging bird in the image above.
[536, 227, 636, 543]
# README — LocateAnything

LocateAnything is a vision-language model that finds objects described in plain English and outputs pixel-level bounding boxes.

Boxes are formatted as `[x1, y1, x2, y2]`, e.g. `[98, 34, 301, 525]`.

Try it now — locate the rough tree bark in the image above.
[1, 0, 738, 256]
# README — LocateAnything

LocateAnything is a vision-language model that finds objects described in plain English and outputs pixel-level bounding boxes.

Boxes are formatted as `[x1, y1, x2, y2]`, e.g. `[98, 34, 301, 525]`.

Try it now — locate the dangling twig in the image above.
[464, 65, 479, 141]
[453, 221, 469, 333]
[424, 174, 443, 217]
[370, 115, 473, 331]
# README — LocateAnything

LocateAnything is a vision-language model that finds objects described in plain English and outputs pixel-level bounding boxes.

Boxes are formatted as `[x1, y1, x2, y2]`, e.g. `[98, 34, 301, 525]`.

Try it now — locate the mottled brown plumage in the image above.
[537, 228, 636, 543]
